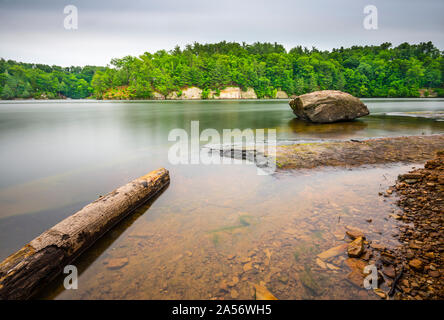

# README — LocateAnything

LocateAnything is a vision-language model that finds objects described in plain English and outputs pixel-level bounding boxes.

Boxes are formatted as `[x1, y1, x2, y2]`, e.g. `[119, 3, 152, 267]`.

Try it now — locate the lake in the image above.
[0, 98, 443, 299]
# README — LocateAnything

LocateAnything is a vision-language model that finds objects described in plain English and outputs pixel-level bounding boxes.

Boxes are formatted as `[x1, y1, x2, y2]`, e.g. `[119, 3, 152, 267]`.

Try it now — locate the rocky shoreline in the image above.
[384, 150, 443, 299]
[274, 135, 444, 170]
[302, 150, 443, 300]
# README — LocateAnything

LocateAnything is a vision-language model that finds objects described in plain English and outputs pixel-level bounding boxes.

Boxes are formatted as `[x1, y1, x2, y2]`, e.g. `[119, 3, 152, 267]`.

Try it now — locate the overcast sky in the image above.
[0, 0, 443, 67]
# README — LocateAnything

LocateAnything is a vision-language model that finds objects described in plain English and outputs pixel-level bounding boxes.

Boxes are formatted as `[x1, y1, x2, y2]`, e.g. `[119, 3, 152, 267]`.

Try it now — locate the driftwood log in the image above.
[0, 168, 170, 300]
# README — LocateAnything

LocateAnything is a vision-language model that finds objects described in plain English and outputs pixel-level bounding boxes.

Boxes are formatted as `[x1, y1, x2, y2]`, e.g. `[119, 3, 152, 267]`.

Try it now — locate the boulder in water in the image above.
[289, 90, 369, 123]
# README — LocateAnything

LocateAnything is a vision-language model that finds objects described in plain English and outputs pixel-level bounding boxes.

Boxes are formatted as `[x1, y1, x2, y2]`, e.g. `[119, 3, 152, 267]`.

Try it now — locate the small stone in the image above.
[253, 284, 278, 300]
[347, 271, 364, 288]
[326, 263, 340, 271]
[373, 288, 387, 299]
[219, 281, 228, 291]
[370, 243, 386, 251]
[409, 241, 421, 250]
[243, 262, 253, 272]
[228, 276, 239, 287]
[428, 270, 440, 278]
[315, 258, 327, 269]
[230, 289, 239, 299]
[347, 237, 364, 258]
[317, 243, 348, 261]
[383, 265, 396, 278]
[241, 257, 251, 264]
[278, 274, 289, 284]
[409, 259, 423, 271]
[106, 257, 129, 270]
[345, 226, 365, 240]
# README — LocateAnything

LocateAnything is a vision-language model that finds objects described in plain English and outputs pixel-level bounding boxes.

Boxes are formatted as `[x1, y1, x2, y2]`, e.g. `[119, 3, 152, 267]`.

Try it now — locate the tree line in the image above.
[1, 41, 443, 100]
[0, 60, 104, 99]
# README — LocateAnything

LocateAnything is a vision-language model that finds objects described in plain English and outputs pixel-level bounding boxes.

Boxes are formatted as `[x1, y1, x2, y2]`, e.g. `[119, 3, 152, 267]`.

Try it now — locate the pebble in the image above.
[105, 257, 129, 270]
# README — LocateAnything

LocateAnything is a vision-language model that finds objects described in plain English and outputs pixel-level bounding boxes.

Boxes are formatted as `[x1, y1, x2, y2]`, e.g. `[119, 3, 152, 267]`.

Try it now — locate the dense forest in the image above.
[1, 41, 443, 100]
[0, 60, 104, 99]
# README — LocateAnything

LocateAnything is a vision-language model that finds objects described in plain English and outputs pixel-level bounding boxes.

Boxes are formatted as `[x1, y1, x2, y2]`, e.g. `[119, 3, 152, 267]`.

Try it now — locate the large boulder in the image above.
[289, 90, 369, 123]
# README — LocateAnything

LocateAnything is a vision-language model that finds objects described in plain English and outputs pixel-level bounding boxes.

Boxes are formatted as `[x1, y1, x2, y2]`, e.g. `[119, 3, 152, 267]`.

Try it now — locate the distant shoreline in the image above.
[2, 96, 444, 102]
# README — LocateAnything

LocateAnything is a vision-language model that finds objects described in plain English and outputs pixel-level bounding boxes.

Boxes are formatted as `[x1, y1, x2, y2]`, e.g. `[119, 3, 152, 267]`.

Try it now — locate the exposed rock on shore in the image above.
[275, 90, 288, 99]
[167, 87, 202, 100]
[289, 90, 369, 123]
[274, 135, 444, 170]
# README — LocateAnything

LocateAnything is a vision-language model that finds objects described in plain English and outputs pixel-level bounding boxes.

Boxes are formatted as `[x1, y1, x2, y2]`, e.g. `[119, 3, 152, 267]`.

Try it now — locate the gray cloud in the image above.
[0, 0, 443, 66]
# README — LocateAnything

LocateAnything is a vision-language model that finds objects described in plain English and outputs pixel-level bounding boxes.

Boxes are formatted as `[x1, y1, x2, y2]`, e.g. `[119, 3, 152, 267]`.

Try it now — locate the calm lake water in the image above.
[0, 98, 443, 299]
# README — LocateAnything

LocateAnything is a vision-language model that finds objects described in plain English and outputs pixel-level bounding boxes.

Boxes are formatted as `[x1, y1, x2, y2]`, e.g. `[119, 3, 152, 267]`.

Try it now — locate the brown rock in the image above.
[106, 257, 129, 270]
[243, 262, 253, 272]
[253, 284, 278, 300]
[428, 270, 440, 278]
[289, 90, 369, 123]
[230, 289, 239, 299]
[373, 288, 387, 299]
[345, 226, 365, 240]
[347, 237, 364, 258]
[317, 243, 348, 261]
[409, 259, 423, 271]
[383, 265, 396, 278]
[345, 258, 367, 275]
[346, 271, 364, 288]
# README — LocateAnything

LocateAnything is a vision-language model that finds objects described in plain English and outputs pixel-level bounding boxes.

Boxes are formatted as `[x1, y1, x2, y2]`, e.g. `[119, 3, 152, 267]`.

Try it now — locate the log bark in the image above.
[0, 168, 170, 300]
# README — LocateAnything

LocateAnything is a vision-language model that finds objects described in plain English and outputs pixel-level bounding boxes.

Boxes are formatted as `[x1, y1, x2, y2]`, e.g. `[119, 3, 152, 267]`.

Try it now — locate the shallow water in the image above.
[1, 98, 444, 299]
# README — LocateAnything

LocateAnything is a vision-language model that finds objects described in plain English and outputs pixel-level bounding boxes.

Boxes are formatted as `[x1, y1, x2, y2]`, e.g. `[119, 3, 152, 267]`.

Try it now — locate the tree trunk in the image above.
[0, 168, 170, 300]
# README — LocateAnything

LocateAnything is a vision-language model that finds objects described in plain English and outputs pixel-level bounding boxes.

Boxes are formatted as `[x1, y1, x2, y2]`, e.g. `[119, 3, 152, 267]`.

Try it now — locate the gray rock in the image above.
[289, 90, 369, 123]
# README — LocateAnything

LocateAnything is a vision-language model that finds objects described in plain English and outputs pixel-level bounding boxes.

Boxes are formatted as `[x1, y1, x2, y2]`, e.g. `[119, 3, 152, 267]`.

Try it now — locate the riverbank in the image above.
[384, 151, 443, 299]
[274, 135, 444, 170]
[3, 95, 444, 102]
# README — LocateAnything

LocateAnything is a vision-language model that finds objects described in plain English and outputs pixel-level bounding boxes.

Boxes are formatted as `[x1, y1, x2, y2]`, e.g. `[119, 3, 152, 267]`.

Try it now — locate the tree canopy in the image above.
[0, 59, 104, 99]
[1, 41, 443, 100]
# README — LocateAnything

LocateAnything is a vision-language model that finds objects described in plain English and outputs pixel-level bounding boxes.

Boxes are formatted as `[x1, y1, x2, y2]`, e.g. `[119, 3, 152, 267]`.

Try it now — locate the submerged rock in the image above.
[345, 226, 365, 240]
[289, 90, 369, 123]
[253, 284, 278, 300]
[105, 257, 129, 270]
[347, 237, 365, 258]
[317, 243, 348, 261]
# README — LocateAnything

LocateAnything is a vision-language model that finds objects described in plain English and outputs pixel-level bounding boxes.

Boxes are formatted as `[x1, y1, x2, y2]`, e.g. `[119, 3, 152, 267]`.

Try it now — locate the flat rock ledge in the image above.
[273, 135, 444, 170]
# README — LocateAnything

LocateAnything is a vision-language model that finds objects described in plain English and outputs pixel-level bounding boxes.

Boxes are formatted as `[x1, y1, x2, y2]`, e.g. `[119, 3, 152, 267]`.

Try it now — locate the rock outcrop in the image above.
[275, 90, 288, 99]
[240, 87, 258, 99]
[152, 92, 165, 100]
[289, 90, 369, 123]
[167, 87, 202, 100]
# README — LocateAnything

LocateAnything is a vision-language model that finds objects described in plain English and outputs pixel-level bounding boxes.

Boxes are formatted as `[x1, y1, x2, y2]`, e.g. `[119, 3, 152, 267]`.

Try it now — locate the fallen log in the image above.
[0, 168, 170, 300]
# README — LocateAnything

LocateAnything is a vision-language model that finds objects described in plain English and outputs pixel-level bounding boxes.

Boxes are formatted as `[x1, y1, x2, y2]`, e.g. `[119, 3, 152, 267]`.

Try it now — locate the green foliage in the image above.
[0, 58, 104, 99]
[201, 88, 210, 99]
[2, 41, 443, 100]
[1, 84, 14, 99]
[92, 41, 442, 99]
